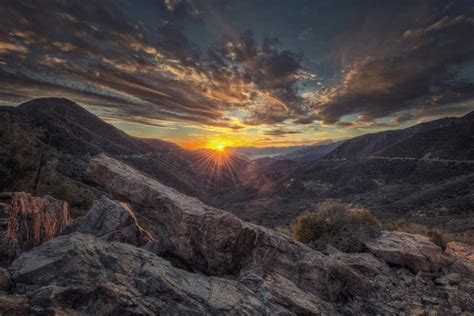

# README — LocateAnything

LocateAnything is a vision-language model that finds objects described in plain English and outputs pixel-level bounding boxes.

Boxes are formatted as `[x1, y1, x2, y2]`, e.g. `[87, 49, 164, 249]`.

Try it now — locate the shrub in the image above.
[291, 201, 381, 252]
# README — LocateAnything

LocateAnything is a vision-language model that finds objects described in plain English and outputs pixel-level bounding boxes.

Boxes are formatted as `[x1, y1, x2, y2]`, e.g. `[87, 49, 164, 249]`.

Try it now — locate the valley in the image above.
[1, 98, 473, 234]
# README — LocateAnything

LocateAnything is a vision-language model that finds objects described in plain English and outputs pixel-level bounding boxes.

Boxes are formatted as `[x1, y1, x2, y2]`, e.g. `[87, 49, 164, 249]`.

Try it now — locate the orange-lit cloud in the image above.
[0, 1, 473, 149]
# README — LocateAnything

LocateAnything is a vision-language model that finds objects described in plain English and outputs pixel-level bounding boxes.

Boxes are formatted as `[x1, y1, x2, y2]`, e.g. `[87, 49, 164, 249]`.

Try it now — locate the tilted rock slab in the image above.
[365, 230, 443, 273]
[89, 154, 371, 303]
[0, 192, 70, 266]
[10, 233, 337, 315]
[61, 196, 153, 246]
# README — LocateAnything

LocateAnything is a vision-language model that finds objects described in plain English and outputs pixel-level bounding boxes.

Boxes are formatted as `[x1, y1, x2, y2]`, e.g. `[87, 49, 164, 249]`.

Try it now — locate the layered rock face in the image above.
[0, 192, 70, 266]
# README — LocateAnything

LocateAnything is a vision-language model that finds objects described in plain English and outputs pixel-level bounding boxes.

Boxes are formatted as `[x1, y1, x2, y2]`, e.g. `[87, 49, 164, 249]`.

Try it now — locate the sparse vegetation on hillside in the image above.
[0, 113, 43, 192]
[288, 201, 381, 252]
[0, 112, 97, 215]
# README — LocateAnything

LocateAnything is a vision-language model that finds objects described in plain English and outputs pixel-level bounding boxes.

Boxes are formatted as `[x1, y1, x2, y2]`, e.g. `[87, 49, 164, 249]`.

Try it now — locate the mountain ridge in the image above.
[1, 98, 473, 232]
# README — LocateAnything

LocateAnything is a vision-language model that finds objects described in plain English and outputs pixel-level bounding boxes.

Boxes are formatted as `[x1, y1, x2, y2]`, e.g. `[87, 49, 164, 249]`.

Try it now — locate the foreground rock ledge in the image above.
[89, 154, 371, 302]
[10, 233, 337, 315]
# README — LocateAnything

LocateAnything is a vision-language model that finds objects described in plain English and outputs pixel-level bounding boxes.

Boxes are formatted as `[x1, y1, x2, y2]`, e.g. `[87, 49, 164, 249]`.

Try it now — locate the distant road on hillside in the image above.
[364, 156, 474, 164]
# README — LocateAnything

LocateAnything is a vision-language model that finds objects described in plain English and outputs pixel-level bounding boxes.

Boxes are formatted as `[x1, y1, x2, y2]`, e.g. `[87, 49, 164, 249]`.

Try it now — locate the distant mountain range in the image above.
[325, 114, 473, 160]
[228, 140, 339, 160]
[227, 145, 307, 160]
[1, 98, 473, 232]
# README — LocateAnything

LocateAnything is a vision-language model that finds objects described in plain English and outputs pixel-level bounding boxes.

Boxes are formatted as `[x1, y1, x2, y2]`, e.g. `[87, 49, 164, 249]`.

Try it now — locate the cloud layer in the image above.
[0, 0, 473, 146]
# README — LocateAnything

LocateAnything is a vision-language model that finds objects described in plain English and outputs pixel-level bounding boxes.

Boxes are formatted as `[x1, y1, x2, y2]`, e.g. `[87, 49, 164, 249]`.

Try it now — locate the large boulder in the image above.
[61, 196, 153, 246]
[444, 241, 474, 276]
[365, 231, 443, 273]
[0, 192, 70, 266]
[10, 233, 336, 315]
[88, 154, 371, 301]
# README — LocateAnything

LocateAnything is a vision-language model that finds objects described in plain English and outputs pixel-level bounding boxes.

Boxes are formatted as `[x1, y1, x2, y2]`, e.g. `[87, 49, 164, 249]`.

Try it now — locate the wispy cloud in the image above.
[0, 0, 473, 146]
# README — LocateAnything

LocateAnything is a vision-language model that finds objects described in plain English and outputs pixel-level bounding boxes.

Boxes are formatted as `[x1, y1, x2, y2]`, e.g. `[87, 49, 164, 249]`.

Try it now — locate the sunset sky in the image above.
[1, 0, 473, 148]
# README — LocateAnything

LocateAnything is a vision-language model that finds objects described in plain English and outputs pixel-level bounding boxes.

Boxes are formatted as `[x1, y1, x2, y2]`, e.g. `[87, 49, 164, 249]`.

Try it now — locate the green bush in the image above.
[291, 201, 381, 252]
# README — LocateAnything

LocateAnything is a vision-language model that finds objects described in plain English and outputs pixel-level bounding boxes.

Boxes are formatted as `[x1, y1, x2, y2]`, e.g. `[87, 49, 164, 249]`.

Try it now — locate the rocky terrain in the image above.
[0, 155, 473, 315]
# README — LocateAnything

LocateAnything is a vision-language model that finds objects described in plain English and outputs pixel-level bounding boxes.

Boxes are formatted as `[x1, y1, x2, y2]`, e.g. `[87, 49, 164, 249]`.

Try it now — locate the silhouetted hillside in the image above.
[218, 112, 474, 231]
[0, 98, 257, 210]
[324, 114, 470, 159]
[276, 141, 345, 162]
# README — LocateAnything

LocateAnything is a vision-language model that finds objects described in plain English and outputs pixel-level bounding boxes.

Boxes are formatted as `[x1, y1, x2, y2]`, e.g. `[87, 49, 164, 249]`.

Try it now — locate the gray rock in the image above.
[434, 273, 462, 286]
[88, 154, 372, 301]
[0, 292, 29, 315]
[444, 242, 474, 277]
[62, 196, 153, 246]
[365, 231, 443, 273]
[329, 252, 391, 276]
[10, 233, 336, 315]
[0, 268, 10, 291]
[0, 192, 70, 266]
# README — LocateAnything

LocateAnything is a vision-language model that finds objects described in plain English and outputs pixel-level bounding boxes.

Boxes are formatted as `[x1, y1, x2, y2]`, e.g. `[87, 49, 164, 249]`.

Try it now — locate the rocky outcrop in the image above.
[0, 267, 29, 315]
[329, 251, 391, 277]
[8, 231, 474, 315]
[10, 233, 337, 315]
[0, 293, 29, 315]
[0, 192, 70, 266]
[444, 241, 474, 276]
[61, 196, 153, 246]
[89, 154, 371, 302]
[365, 230, 443, 273]
[0, 268, 9, 291]
[2, 154, 472, 314]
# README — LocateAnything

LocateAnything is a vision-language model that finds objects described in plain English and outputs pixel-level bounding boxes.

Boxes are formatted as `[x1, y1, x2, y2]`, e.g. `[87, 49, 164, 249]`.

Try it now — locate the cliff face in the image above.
[0, 155, 473, 315]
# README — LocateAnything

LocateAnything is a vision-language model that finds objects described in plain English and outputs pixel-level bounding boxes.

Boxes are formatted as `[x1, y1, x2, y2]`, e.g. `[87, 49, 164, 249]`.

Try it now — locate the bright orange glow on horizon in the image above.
[178, 137, 323, 150]
[190, 143, 242, 187]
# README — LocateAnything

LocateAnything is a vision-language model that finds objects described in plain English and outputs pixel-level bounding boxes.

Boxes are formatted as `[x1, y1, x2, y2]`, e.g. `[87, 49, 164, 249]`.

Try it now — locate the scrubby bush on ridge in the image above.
[289, 201, 381, 252]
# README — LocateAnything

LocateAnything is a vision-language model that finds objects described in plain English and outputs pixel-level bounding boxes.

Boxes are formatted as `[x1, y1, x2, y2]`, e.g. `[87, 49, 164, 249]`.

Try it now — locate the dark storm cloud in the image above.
[315, 13, 474, 124]
[224, 31, 304, 105]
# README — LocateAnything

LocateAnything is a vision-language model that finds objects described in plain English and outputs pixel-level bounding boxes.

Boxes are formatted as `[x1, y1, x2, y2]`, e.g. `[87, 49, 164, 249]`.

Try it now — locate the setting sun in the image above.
[216, 144, 225, 152]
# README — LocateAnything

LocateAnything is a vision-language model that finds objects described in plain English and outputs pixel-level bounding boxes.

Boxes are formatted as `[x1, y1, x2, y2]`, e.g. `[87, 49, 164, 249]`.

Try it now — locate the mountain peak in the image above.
[18, 97, 84, 111]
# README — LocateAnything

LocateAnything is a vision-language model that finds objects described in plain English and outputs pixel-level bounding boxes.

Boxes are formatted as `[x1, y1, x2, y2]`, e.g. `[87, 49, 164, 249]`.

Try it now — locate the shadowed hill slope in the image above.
[324, 112, 473, 160]
[0, 98, 259, 211]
